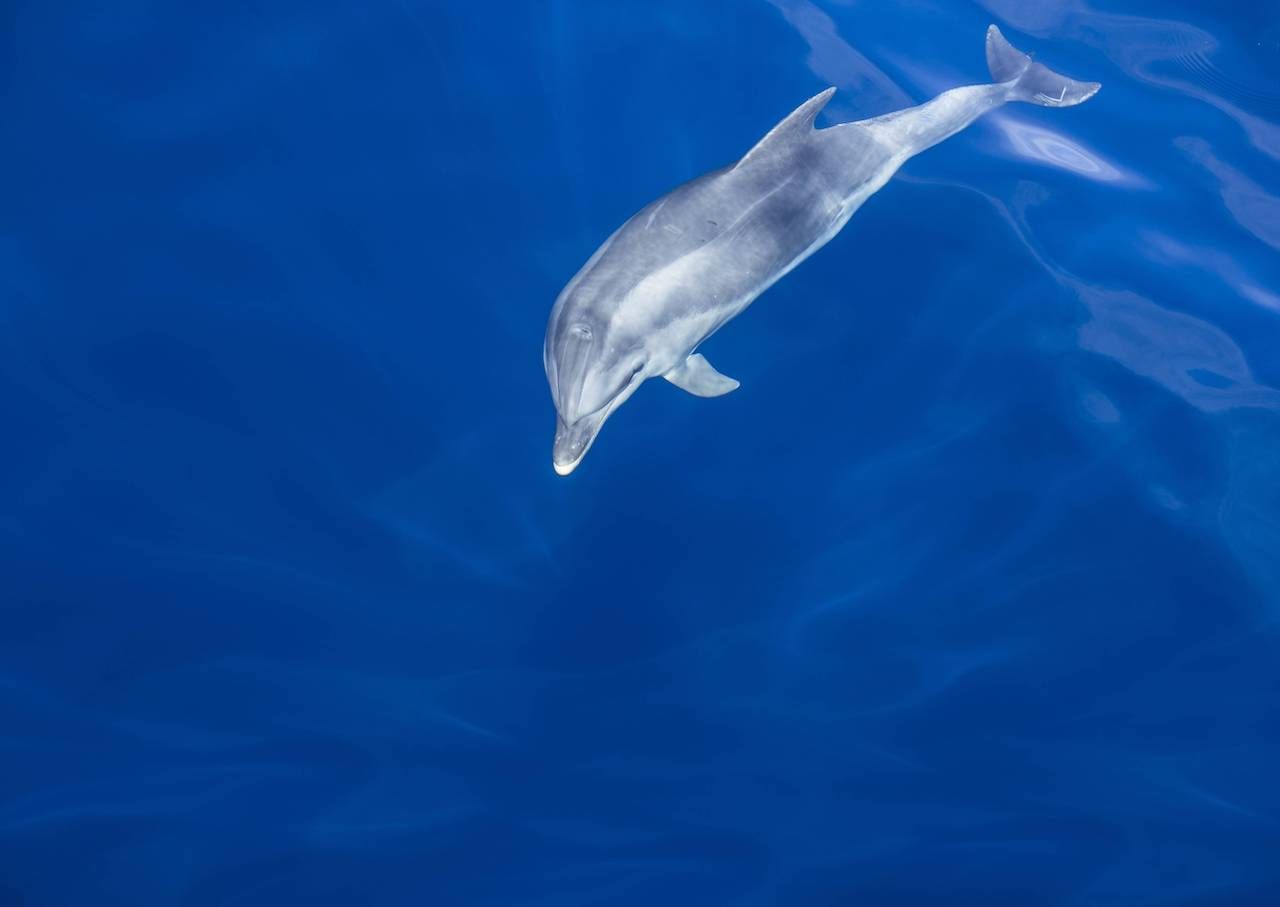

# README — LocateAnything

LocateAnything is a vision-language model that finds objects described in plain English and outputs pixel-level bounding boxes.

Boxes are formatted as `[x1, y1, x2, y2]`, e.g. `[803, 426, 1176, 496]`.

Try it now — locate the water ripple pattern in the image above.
[2, 0, 1278, 904]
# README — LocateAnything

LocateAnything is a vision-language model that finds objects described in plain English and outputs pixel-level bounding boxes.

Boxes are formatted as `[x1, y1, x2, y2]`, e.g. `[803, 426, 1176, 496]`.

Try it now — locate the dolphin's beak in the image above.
[550, 369, 646, 476]
[552, 410, 606, 476]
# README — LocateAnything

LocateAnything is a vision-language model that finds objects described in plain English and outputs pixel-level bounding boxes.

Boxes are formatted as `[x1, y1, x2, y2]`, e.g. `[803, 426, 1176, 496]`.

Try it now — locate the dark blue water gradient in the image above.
[2, 0, 1279, 903]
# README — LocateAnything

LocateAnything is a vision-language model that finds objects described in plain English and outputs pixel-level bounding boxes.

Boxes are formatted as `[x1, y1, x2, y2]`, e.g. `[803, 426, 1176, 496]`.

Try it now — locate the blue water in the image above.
[4, 0, 1280, 903]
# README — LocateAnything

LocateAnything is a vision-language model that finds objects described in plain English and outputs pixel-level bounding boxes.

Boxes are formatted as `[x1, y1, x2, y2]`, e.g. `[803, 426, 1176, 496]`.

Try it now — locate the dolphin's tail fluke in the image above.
[985, 25, 1100, 107]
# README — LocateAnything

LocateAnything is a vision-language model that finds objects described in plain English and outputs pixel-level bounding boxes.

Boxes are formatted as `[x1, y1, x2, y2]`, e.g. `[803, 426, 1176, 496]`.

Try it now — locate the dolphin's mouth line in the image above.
[552, 414, 602, 476]
[552, 402, 615, 475]
[552, 372, 646, 475]
[553, 454, 586, 476]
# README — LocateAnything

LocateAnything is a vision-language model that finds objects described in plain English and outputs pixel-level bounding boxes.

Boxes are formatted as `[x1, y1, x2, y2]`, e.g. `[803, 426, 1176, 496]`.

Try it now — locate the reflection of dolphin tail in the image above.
[986, 24, 1100, 107]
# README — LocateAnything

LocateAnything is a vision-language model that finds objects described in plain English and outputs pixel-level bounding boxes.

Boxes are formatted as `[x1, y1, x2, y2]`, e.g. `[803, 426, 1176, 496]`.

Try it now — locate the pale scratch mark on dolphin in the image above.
[644, 198, 668, 231]
[721, 173, 799, 237]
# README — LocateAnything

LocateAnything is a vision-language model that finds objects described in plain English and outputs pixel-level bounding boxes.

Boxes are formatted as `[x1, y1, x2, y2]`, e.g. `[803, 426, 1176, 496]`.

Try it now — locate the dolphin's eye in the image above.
[569, 324, 592, 341]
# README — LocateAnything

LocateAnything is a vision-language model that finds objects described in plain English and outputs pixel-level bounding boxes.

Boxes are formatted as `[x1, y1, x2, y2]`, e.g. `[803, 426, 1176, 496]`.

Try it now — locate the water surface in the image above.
[2, 0, 1279, 903]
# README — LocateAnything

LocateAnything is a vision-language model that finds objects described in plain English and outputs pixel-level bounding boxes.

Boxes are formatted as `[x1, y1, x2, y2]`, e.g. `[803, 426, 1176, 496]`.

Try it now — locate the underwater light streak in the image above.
[991, 115, 1136, 183]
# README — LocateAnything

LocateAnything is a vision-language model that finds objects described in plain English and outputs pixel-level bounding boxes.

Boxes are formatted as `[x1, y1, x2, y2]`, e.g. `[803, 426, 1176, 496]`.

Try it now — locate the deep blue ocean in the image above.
[4, 1, 1280, 904]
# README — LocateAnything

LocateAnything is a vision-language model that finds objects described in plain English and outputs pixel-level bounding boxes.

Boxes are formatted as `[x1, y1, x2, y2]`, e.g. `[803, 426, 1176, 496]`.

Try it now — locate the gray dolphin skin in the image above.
[544, 26, 1100, 475]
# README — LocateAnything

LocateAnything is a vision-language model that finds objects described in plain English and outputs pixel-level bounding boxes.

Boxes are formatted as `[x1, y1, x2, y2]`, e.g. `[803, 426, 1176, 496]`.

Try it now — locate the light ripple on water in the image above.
[5, 0, 1280, 902]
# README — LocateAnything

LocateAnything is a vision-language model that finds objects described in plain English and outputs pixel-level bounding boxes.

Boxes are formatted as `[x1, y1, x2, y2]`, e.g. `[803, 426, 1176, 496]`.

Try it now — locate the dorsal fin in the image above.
[735, 87, 837, 169]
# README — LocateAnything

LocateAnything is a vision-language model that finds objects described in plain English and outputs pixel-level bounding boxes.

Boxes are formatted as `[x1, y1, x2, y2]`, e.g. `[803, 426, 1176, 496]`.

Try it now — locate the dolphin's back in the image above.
[559, 114, 890, 343]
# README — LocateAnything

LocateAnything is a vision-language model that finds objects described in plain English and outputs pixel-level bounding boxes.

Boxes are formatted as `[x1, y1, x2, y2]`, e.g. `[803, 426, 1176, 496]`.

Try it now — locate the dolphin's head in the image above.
[544, 317, 647, 476]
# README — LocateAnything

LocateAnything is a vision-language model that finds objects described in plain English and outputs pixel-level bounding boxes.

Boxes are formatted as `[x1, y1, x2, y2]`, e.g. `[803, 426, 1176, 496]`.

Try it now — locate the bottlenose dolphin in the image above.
[544, 26, 1099, 475]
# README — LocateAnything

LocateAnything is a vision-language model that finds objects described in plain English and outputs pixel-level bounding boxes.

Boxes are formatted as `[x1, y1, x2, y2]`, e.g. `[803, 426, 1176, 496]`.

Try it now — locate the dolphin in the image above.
[544, 26, 1099, 475]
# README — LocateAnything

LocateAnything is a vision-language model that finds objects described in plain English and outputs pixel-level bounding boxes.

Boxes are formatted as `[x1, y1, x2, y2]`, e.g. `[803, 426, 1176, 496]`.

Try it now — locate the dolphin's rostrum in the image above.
[544, 26, 1100, 475]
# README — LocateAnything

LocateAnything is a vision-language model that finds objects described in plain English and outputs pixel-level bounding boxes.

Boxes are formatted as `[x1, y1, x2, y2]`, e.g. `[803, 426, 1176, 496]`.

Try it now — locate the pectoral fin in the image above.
[663, 354, 740, 397]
